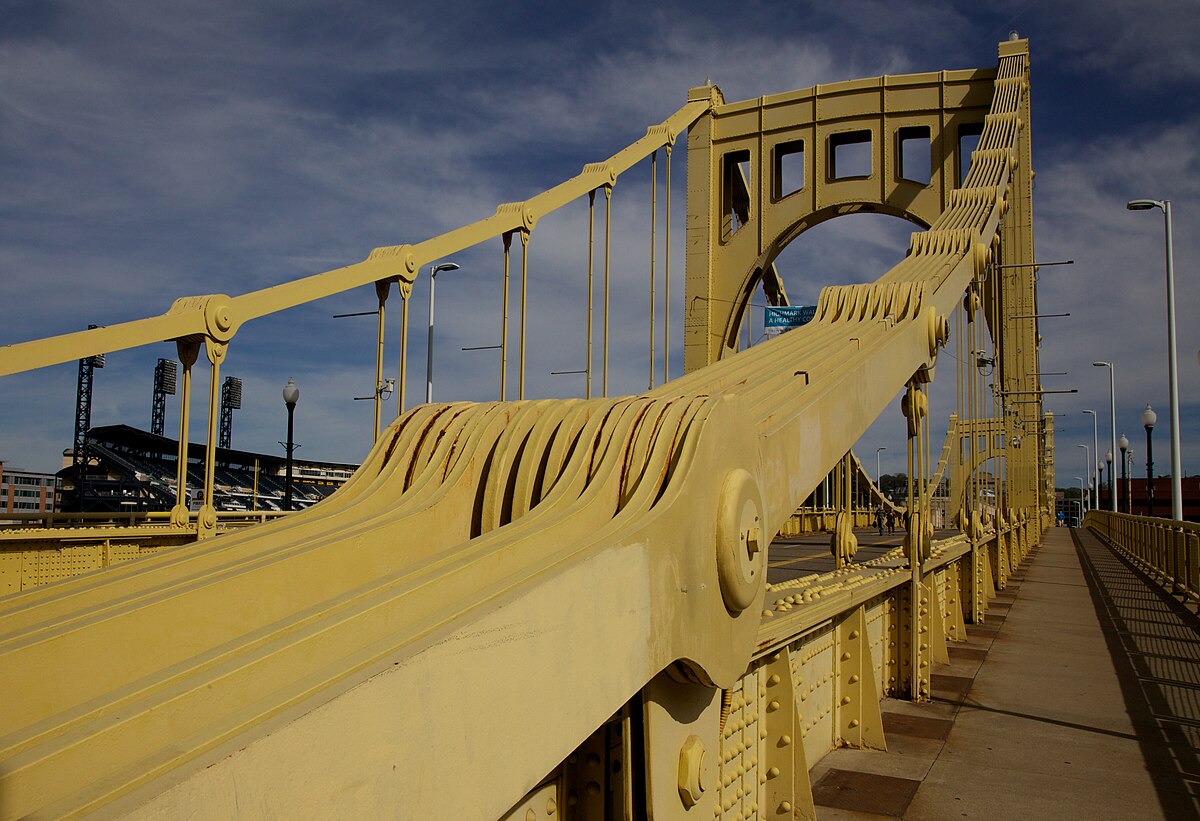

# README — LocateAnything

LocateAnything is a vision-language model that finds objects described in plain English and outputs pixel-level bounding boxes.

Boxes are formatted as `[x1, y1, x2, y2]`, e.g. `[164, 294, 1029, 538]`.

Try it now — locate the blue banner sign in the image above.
[763, 305, 817, 330]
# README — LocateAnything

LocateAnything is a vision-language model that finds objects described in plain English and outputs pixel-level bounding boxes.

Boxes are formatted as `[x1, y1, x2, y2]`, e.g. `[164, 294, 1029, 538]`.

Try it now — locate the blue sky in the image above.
[1, 0, 1197, 488]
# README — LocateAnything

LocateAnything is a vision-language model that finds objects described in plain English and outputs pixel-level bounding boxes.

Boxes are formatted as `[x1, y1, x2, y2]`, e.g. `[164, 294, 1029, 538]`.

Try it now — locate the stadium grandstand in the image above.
[57, 424, 358, 513]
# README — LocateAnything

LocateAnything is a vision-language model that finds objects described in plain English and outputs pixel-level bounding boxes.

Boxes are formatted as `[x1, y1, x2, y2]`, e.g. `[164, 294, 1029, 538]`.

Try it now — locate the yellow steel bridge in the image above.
[3, 35, 1190, 820]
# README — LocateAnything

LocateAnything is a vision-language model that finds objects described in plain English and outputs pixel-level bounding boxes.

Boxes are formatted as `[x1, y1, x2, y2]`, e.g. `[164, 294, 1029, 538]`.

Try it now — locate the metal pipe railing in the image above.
[1084, 509, 1199, 602]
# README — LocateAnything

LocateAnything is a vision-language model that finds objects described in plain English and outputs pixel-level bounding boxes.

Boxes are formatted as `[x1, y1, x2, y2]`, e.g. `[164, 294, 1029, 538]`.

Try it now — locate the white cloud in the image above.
[1028, 0, 1200, 86]
[1032, 118, 1200, 472]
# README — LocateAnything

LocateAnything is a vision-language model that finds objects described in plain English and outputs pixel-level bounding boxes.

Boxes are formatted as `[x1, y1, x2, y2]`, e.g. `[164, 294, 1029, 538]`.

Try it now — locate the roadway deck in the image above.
[766, 529, 952, 584]
[804, 525, 1200, 820]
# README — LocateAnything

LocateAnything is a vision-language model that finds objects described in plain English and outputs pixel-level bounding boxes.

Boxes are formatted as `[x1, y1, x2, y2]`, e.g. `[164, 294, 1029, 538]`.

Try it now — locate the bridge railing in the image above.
[1084, 510, 1200, 602]
[0, 510, 286, 529]
[0, 510, 291, 594]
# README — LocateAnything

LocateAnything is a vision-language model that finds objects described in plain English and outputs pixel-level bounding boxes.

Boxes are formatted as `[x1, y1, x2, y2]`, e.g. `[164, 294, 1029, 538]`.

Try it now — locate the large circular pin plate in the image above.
[715, 468, 765, 613]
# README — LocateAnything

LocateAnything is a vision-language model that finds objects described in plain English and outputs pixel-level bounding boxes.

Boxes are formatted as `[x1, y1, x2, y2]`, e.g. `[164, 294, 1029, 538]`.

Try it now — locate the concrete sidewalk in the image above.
[808, 526, 1200, 819]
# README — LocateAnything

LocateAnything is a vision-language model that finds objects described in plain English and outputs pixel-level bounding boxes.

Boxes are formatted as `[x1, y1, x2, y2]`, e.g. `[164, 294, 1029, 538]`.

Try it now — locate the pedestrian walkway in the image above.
[807, 526, 1200, 819]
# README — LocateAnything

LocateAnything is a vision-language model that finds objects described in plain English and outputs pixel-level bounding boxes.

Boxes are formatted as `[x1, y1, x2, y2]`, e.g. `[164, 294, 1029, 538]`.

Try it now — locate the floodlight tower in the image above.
[72, 325, 105, 469]
[68, 325, 105, 512]
[151, 358, 178, 436]
[219, 376, 243, 450]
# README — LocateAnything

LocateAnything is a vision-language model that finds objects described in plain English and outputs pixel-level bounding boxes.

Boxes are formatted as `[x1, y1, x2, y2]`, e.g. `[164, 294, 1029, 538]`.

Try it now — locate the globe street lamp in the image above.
[427, 262, 460, 404]
[1076, 444, 1091, 511]
[1093, 361, 1118, 512]
[282, 378, 300, 511]
[1118, 433, 1129, 514]
[1105, 449, 1113, 511]
[1082, 409, 1100, 514]
[1127, 199, 1182, 520]
[1126, 447, 1134, 515]
[1143, 404, 1157, 516]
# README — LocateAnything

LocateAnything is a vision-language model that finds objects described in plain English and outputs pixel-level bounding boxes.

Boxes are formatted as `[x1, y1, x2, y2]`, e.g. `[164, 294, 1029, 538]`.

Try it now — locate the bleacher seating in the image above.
[58, 425, 357, 514]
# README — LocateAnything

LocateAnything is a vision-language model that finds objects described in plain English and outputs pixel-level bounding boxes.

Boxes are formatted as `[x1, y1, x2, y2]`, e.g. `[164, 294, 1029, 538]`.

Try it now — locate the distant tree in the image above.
[879, 473, 908, 502]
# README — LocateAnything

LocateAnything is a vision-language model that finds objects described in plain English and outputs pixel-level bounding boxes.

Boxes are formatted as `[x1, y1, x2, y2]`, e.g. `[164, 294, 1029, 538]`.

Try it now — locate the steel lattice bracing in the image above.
[0, 39, 1044, 820]
[71, 357, 95, 469]
[71, 325, 105, 469]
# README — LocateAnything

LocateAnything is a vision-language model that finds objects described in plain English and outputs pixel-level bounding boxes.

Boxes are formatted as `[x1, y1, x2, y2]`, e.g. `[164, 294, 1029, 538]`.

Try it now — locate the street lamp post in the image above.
[1075, 477, 1086, 524]
[1143, 404, 1157, 516]
[1076, 444, 1090, 512]
[1098, 461, 1105, 510]
[427, 262, 460, 404]
[875, 446, 886, 490]
[1093, 361, 1118, 511]
[282, 378, 299, 511]
[1127, 199, 1182, 521]
[1082, 409, 1100, 515]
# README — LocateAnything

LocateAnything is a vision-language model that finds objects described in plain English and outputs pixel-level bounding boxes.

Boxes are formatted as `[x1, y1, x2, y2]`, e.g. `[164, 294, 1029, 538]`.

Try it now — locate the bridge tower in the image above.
[682, 68, 996, 372]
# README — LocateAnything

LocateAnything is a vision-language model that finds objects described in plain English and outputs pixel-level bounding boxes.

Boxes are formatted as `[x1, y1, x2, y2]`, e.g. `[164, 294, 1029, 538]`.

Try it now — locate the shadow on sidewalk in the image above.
[1073, 527, 1200, 820]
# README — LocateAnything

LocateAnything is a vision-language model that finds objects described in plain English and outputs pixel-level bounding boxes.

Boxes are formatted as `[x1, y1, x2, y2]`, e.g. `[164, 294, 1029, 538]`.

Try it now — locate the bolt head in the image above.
[677, 735, 708, 808]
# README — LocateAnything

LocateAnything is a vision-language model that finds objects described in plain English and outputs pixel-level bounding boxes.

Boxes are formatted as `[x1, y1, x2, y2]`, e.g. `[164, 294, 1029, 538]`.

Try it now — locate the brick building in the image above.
[0, 461, 57, 519]
[1098, 475, 1200, 522]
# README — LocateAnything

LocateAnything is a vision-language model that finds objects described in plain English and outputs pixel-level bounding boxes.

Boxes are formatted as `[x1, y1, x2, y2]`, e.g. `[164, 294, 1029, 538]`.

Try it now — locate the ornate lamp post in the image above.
[1076, 444, 1091, 511]
[282, 378, 300, 511]
[1143, 404, 1157, 516]
[1126, 448, 1134, 515]
[1105, 449, 1113, 511]
[1093, 361, 1118, 511]
[1082, 409, 1100, 517]
[1118, 433, 1129, 514]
